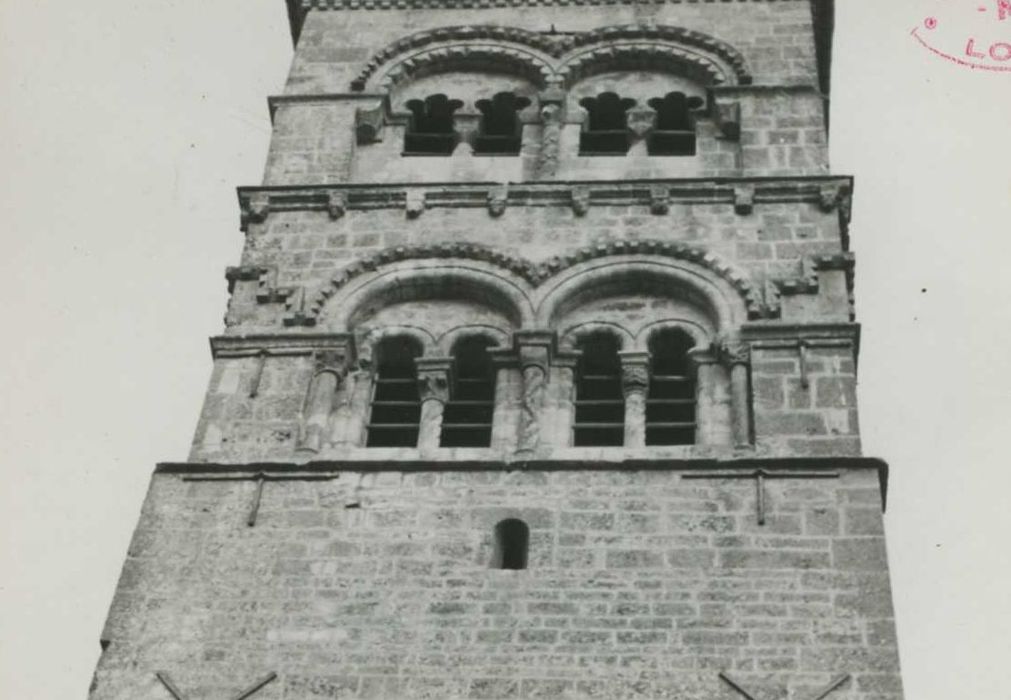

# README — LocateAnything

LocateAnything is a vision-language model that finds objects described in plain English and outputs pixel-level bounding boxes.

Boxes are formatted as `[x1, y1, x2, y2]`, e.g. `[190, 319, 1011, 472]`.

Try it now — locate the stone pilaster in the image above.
[298, 345, 354, 453]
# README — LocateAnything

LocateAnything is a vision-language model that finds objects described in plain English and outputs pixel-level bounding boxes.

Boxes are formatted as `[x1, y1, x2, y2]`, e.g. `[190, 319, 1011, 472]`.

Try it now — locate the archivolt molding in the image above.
[374, 43, 554, 93]
[351, 23, 750, 93]
[557, 42, 730, 89]
[560, 321, 636, 352]
[294, 239, 764, 330]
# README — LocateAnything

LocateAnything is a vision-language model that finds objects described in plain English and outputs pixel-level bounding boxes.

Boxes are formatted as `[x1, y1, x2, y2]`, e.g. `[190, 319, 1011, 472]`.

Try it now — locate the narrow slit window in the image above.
[366, 337, 422, 447]
[645, 329, 696, 445]
[579, 92, 636, 156]
[573, 333, 625, 446]
[404, 94, 463, 156]
[492, 519, 529, 570]
[646, 92, 704, 156]
[474, 92, 531, 155]
[440, 337, 496, 447]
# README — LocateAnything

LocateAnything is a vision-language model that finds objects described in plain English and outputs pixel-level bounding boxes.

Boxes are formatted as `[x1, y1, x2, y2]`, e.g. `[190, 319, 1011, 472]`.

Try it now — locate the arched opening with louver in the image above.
[366, 336, 423, 447]
[645, 328, 697, 445]
[647, 91, 704, 156]
[440, 337, 496, 447]
[572, 332, 625, 446]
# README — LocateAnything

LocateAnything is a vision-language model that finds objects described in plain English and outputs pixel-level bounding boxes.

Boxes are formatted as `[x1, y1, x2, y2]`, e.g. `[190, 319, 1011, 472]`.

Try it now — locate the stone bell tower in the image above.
[91, 1, 905, 698]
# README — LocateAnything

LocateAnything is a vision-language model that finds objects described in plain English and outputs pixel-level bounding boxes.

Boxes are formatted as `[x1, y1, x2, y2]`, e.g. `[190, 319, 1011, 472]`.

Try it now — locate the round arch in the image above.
[357, 325, 436, 366]
[636, 319, 711, 353]
[317, 258, 537, 332]
[559, 321, 635, 352]
[534, 256, 749, 334]
[437, 324, 511, 356]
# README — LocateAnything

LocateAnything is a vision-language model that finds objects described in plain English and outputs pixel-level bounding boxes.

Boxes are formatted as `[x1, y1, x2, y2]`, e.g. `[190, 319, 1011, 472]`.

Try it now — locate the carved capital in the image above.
[355, 101, 386, 144]
[619, 351, 651, 396]
[415, 357, 453, 403]
[314, 347, 352, 378]
[571, 186, 591, 217]
[718, 338, 751, 366]
[405, 190, 426, 219]
[487, 185, 508, 218]
[627, 105, 657, 139]
[734, 185, 755, 215]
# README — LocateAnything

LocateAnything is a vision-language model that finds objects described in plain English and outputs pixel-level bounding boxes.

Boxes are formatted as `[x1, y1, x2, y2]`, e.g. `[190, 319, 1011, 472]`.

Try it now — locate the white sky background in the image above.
[0, 0, 1008, 697]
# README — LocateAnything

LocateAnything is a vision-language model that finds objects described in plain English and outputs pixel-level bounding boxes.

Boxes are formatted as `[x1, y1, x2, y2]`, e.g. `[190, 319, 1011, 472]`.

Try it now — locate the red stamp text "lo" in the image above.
[912, 0, 1011, 71]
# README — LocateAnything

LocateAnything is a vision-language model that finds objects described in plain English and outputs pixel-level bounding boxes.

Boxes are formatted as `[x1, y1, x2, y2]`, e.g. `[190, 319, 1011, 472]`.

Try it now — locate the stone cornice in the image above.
[294, 0, 811, 13]
[157, 455, 888, 507]
[740, 321, 860, 348]
[267, 93, 386, 121]
[236, 176, 854, 230]
[210, 333, 355, 358]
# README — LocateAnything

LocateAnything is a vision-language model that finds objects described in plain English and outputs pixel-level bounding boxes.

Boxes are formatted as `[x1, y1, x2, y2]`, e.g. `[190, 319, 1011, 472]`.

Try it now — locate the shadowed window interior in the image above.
[492, 518, 529, 570]
[474, 92, 531, 155]
[573, 333, 625, 446]
[440, 337, 496, 447]
[366, 337, 422, 447]
[647, 91, 704, 156]
[645, 329, 696, 445]
[404, 94, 464, 155]
[579, 92, 636, 155]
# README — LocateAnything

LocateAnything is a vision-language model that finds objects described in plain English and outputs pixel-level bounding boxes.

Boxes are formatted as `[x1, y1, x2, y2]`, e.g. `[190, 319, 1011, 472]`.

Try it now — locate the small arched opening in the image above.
[440, 336, 496, 447]
[492, 518, 530, 570]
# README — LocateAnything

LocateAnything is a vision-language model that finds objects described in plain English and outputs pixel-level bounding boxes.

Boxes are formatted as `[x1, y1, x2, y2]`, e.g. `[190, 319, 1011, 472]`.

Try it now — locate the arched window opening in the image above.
[579, 92, 636, 155]
[404, 94, 463, 156]
[366, 337, 422, 447]
[492, 518, 529, 570]
[440, 337, 496, 447]
[646, 92, 704, 156]
[573, 333, 625, 446]
[474, 92, 531, 155]
[646, 329, 697, 445]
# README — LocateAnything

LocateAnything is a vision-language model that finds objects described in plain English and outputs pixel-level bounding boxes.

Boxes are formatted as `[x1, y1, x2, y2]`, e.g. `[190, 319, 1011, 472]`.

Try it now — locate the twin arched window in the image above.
[366, 335, 496, 447]
[404, 92, 529, 156]
[573, 329, 697, 447]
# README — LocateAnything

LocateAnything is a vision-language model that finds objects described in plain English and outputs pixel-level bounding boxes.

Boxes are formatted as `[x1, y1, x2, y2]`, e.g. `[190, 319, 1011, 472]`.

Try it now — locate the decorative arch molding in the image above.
[352, 26, 566, 91]
[565, 24, 751, 84]
[375, 43, 554, 93]
[557, 42, 730, 90]
[351, 23, 751, 92]
[534, 256, 751, 333]
[315, 256, 538, 331]
[297, 240, 764, 329]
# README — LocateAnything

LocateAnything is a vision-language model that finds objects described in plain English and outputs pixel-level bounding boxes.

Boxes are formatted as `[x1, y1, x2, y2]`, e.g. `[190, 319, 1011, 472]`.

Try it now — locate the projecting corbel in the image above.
[405, 190, 426, 219]
[649, 185, 671, 215]
[327, 190, 347, 220]
[734, 184, 755, 215]
[240, 192, 271, 231]
[571, 186, 591, 216]
[487, 185, 508, 218]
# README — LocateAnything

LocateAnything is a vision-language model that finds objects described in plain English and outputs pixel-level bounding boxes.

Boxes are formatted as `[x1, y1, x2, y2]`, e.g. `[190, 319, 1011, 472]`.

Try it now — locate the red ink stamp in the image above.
[912, 0, 1011, 71]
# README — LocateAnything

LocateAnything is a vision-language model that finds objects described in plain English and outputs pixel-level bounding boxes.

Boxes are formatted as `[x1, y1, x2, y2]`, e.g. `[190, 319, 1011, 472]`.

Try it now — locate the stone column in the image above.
[514, 331, 555, 455]
[721, 339, 753, 448]
[688, 347, 731, 446]
[298, 348, 351, 453]
[415, 357, 453, 451]
[619, 351, 651, 449]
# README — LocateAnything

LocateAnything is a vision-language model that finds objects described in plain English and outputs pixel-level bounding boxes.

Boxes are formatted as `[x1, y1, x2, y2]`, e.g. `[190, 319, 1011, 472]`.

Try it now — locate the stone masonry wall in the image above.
[92, 466, 901, 700]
